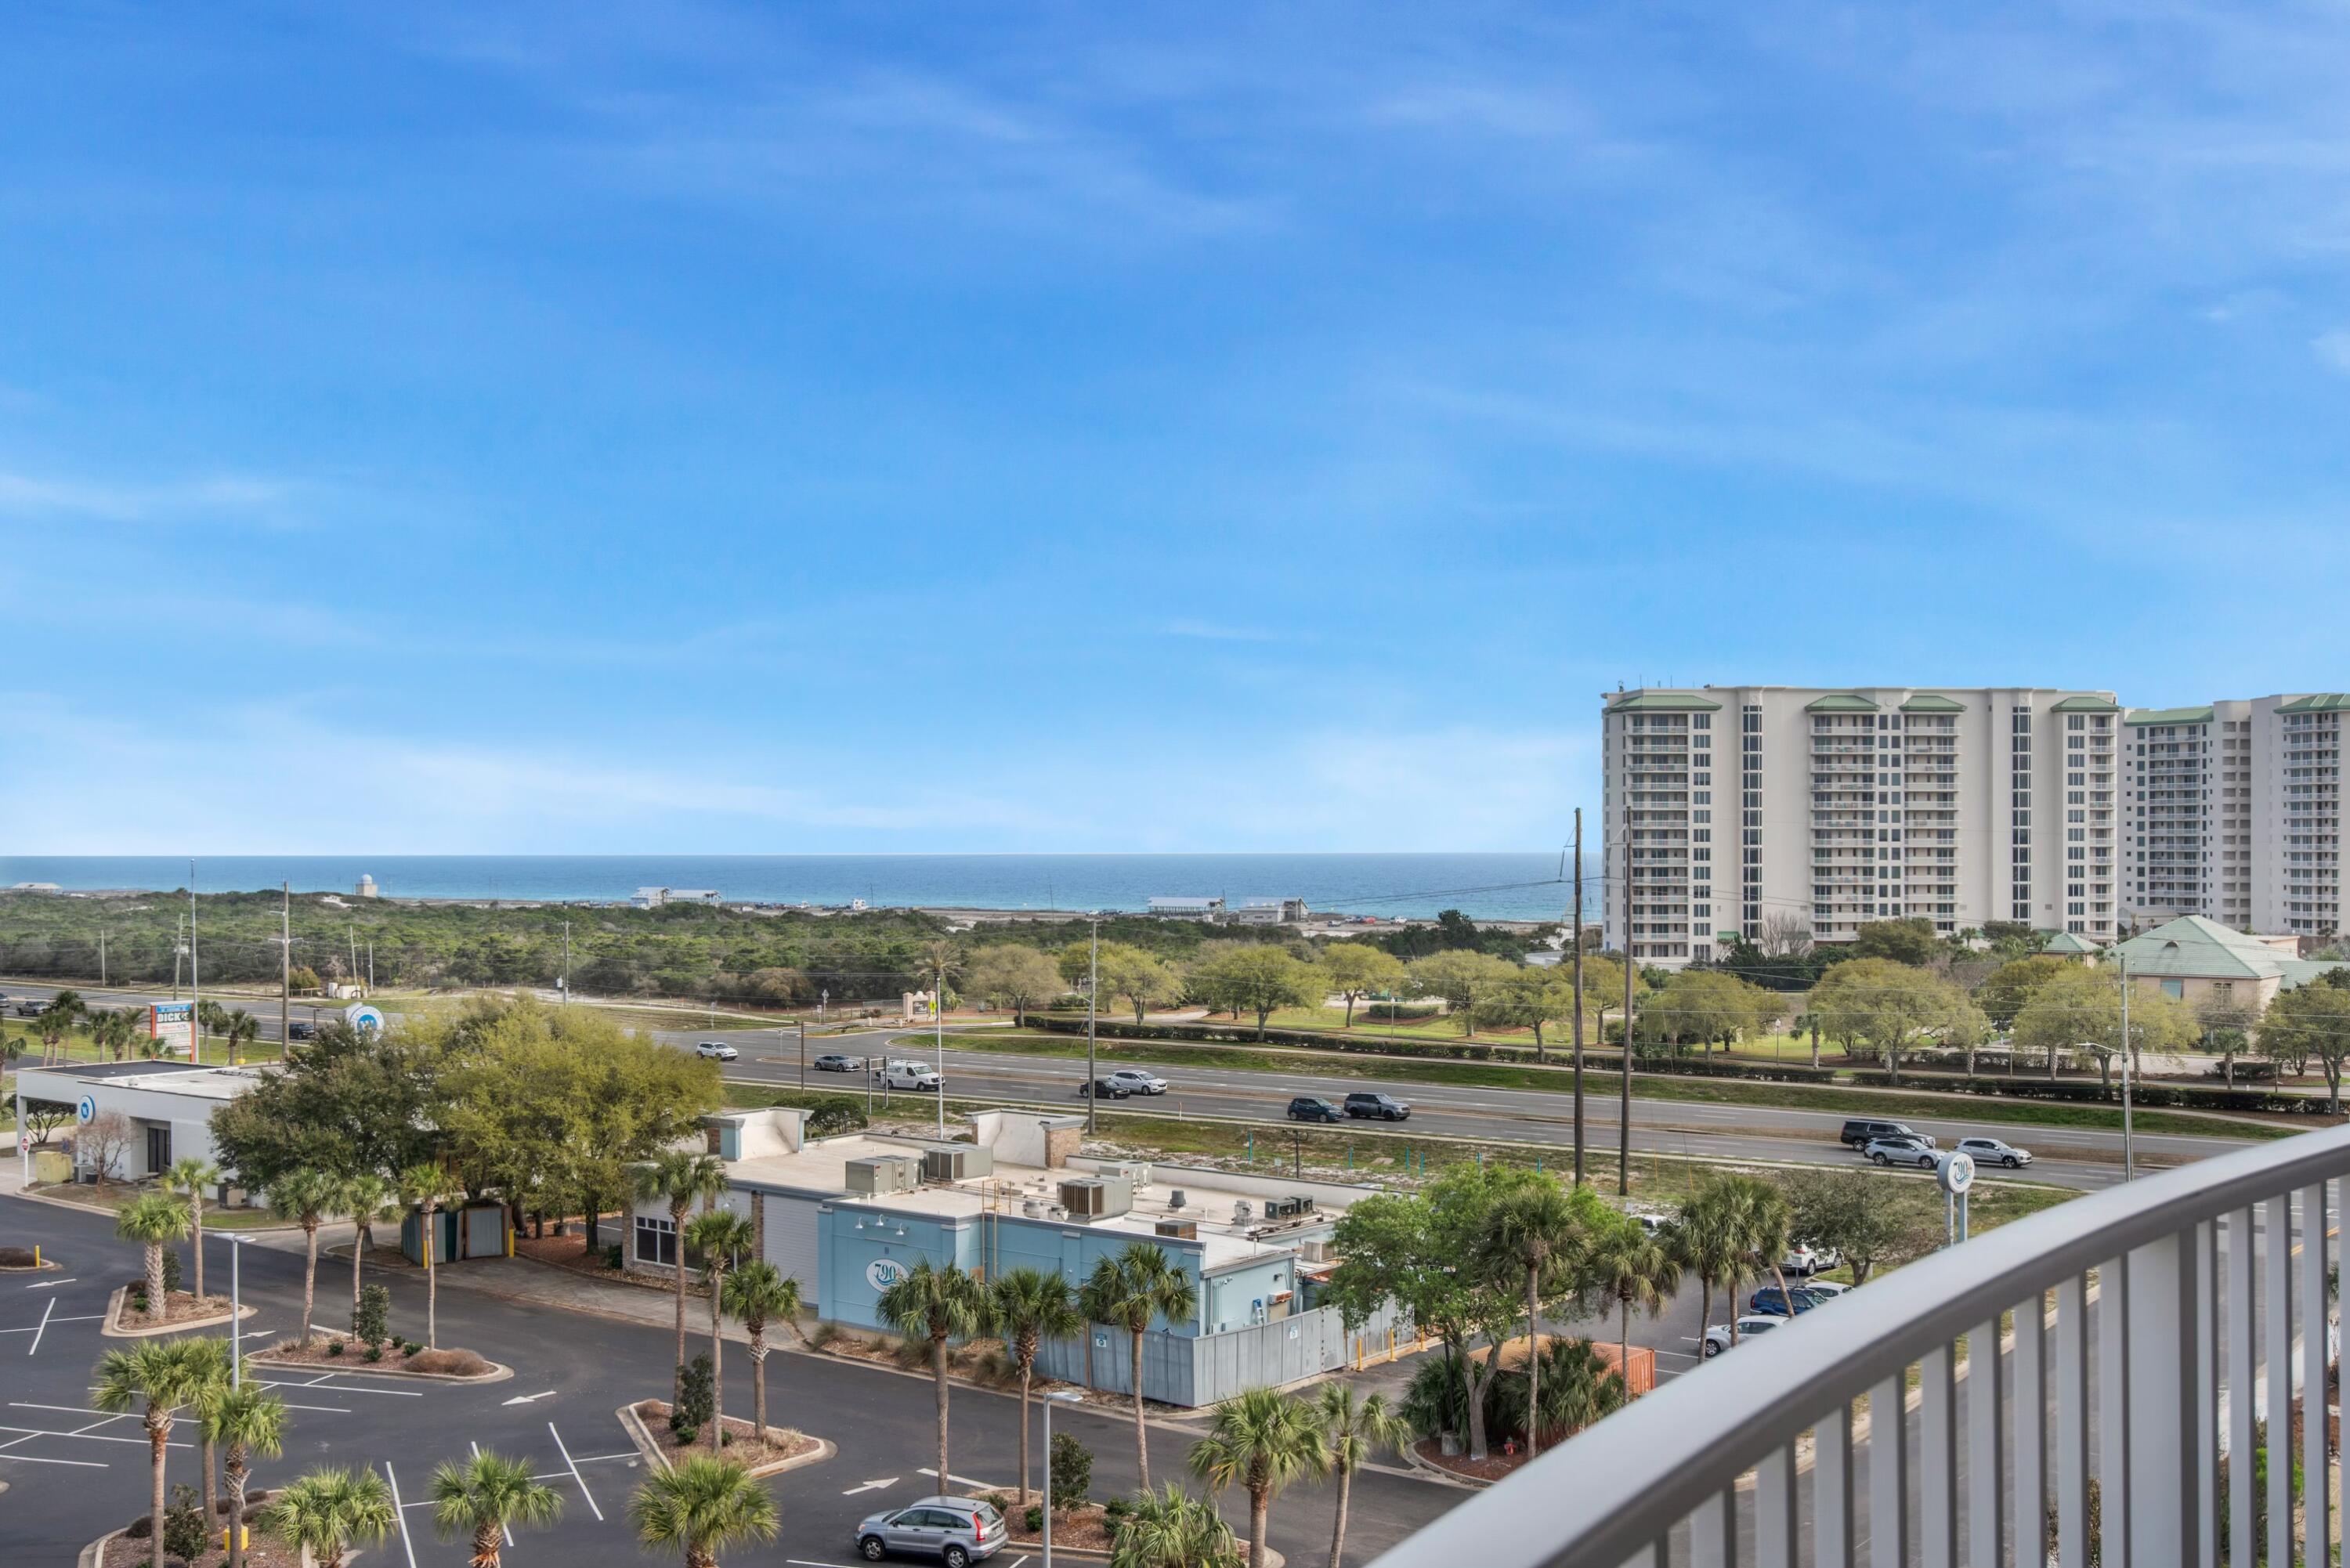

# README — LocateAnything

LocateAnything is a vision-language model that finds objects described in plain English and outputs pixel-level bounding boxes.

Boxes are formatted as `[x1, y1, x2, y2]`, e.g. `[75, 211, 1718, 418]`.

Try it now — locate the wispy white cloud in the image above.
[0, 468, 298, 525]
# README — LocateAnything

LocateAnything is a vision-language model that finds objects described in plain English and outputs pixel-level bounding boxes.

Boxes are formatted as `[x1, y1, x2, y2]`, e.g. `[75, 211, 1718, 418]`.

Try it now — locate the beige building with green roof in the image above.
[1600, 685, 2120, 967]
[2124, 694, 2350, 940]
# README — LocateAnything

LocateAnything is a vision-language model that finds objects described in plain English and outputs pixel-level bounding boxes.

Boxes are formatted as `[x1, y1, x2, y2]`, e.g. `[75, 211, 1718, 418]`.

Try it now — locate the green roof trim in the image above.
[1605, 692, 1723, 713]
[1898, 694, 1965, 713]
[2276, 694, 2350, 714]
[1804, 694, 1881, 713]
[2125, 706, 2215, 727]
[2041, 930, 2098, 954]
[2111, 915, 2295, 981]
[2050, 695, 2120, 713]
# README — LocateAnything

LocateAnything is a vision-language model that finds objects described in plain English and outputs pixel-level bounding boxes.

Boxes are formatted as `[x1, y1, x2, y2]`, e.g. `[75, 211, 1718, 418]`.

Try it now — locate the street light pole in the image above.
[1043, 1389, 1082, 1566]
[1086, 917, 1100, 1135]
[230, 1237, 244, 1386]
[2119, 951, 2135, 1181]
[189, 860, 201, 1066]
[935, 959, 947, 1138]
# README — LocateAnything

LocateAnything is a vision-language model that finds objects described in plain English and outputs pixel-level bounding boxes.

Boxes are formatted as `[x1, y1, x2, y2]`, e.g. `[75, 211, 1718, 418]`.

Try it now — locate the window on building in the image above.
[634, 1215, 677, 1267]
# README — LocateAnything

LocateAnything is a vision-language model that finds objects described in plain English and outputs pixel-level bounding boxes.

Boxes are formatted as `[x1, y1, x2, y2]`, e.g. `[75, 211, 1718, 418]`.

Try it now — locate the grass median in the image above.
[916, 1030, 2302, 1143]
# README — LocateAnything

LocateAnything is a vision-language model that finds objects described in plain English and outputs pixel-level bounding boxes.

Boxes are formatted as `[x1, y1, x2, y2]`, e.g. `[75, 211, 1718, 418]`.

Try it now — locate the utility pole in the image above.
[172, 913, 184, 999]
[348, 924, 359, 995]
[367, 941, 374, 991]
[562, 920, 571, 999]
[280, 883, 291, 1060]
[1571, 810, 1585, 1187]
[1086, 916, 1101, 1134]
[933, 954, 947, 1138]
[797, 1021, 808, 1090]
[99, 928, 107, 988]
[189, 860, 201, 1066]
[1619, 800, 1633, 1198]
[2119, 951, 2135, 1181]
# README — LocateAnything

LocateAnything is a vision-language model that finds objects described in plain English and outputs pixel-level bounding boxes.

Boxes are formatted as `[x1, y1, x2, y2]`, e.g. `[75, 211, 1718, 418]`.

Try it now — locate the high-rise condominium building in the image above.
[2124, 694, 2350, 938]
[1601, 686, 2121, 967]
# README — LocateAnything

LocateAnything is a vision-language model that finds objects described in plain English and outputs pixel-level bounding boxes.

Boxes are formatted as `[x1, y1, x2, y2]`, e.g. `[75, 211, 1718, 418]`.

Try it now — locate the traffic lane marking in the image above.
[548, 1421, 604, 1522]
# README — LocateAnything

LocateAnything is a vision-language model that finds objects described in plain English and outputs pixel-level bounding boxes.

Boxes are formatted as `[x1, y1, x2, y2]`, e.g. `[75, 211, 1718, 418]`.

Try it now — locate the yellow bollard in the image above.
[221, 1524, 248, 1552]
[32, 1246, 38, 1267]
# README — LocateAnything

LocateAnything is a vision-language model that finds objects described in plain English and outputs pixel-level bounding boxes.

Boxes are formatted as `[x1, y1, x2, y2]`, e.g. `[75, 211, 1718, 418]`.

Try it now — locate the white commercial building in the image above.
[2124, 693, 2350, 939]
[1601, 686, 2122, 967]
[12, 1060, 261, 1187]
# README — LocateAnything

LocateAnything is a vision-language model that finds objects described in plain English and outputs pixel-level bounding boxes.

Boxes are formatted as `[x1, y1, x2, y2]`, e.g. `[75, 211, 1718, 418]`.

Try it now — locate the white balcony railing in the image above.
[1371, 1125, 2347, 1568]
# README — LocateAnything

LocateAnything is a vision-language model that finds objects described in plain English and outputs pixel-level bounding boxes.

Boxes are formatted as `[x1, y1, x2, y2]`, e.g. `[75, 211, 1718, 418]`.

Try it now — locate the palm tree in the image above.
[1314, 1385, 1409, 1568]
[204, 1382, 287, 1568]
[182, 1336, 233, 1533]
[94, 1339, 219, 1568]
[628, 1455, 779, 1568]
[267, 1169, 336, 1346]
[1111, 1483, 1242, 1568]
[1590, 1222, 1682, 1387]
[256, 1466, 396, 1568]
[398, 1162, 465, 1350]
[1484, 1180, 1590, 1462]
[1513, 1337, 1625, 1443]
[432, 1448, 565, 1568]
[1670, 1180, 1750, 1345]
[89, 1006, 133, 1062]
[1723, 1173, 1799, 1318]
[722, 1261, 801, 1443]
[1079, 1241, 1198, 1491]
[990, 1266, 1081, 1506]
[116, 1191, 191, 1324]
[635, 1151, 728, 1402]
[37, 988, 82, 1062]
[165, 1156, 219, 1301]
[876, 1258, 992, 1490]
[338, 1171, 392, 1317]
[1188, 1389, 1328, 1568]
[222, 1007, 260, 1065]
[685, 1209, 756, 1454]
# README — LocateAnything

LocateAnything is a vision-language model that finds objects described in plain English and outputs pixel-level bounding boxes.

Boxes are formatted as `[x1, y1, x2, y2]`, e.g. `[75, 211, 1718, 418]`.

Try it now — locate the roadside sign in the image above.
[149, 1000, 194, 1058]
[344, 1003, 385, 1033]
[76, 1095, 96, 1124]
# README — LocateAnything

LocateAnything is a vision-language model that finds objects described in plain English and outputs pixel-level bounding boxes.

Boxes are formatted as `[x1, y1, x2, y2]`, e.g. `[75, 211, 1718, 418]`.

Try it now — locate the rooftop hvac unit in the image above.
[1166, 1189, 1187, 1210]
[920, 1144, 993, 1183]
[1057, 1176, 1133, 1221]
[1155, 1218, 1198, 1241]
[1101, 1159, 1152, 1190]
[1233, 1199, 1253, 1224]
[845, 1154, 923, 1197]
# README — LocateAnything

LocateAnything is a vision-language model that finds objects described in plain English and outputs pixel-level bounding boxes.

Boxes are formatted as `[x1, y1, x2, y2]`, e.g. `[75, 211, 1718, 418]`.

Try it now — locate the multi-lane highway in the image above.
[0, 978, 2269, 1193]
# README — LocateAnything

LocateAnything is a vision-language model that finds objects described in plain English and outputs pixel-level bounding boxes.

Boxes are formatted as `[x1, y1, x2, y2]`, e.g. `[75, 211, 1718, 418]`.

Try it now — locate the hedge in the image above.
[1842, 1071, 2332, 1115]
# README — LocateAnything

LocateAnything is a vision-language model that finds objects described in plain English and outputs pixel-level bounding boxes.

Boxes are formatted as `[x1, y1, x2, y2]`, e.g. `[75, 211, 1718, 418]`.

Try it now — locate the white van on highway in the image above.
[875, 1060, 943, 1092]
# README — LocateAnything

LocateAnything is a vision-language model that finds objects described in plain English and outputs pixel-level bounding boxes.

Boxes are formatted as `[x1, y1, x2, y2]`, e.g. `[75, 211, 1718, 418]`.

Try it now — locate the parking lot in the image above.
[0, 1194, 1459, 1564]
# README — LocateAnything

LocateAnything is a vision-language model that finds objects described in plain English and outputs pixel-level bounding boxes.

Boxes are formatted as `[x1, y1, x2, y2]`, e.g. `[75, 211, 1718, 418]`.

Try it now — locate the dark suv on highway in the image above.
[1839, 1118, 1933, 1150]
[1343, 1091, 1411, 1122]
[1287, 1096, 1346, 1123]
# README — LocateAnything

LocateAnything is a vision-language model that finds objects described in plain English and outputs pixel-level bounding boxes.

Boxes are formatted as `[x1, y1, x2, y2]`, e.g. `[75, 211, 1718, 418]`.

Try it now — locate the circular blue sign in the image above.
[76, 1095, 96, 1124]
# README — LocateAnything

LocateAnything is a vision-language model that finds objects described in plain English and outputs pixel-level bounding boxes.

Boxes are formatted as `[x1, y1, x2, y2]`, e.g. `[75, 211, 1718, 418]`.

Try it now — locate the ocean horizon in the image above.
[0, 852, 1577, 923]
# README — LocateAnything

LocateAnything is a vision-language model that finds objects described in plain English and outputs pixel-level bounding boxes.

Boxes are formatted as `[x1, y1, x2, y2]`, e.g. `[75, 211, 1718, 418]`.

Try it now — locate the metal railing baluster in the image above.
[2099, 1255, 2131, 1568]
[1922, 1342, 1958, 1568]
[1815, 1403, 1855, 1568]
[2229, 1208, 2255, 1568]
[2196, 1219, 2218, 1568]
[2059, 1274, 2090, 1568]
[2300, 1182, 2330, 1566]
[2014, 1291, 2046, 1568]
[1757, 1444, 1796, 1568]
[1871, 1373, 1908, 1568]
[1969, 1315, 2005, 1568]
[2265, 1193, 2291, 1568]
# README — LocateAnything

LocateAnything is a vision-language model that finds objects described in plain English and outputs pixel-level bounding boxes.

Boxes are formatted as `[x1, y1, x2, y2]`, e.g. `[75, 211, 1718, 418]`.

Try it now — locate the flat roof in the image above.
[720, 1134, 1350, 1271]
[16, 1062, 269, 1101]
[23, 1060, 216, 1082]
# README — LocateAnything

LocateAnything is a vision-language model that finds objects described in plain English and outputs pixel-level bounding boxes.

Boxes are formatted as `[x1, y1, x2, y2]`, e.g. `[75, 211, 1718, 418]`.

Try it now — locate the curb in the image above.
[247, 1338, 515, 1384]
[102, 1286, 256, 1339]
[77, 1527, 121, 1568]
[613, 1401, 836, 1479]
[0, 1258, 63, 1273]
[1400, 1441, 1491, 1490]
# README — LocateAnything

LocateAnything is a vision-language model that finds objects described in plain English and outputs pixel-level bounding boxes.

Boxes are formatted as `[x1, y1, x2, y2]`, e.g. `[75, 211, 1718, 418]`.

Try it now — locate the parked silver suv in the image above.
[856, 1494, 1007, 1565]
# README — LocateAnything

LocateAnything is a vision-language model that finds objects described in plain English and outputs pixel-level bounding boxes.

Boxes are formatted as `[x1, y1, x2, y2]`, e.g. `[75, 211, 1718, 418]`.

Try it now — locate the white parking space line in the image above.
[569, 1451, 639, 1465]
[916, 1466, 1002, 1490]
[0, 1451, 107, 1467]
[0, 1423, 190, 1449]
[548, 1422, 603, 1521]
[383, 1461, 421, 1568]
[23, 1278, 78, 1288]
[251, 1377, 425, 1398]
[24, 1299, 55, 1354]
[274, 1402, 355, 1414]
[785, 1560, 862, 1568]
[0, 1313, 103, 1338]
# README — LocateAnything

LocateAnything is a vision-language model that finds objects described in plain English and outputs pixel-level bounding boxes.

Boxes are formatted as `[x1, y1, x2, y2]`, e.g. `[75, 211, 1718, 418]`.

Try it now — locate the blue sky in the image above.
[6, 2, 2350, 854]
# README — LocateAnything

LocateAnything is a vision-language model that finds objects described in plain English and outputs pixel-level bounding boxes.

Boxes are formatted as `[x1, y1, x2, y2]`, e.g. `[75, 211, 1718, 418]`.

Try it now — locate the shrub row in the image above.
[1842, 1071, 2332, 1115]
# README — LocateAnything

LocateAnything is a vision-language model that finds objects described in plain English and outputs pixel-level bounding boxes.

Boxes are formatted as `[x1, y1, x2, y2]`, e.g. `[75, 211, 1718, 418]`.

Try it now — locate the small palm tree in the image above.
[257, 1465, 396, 1568]
[635, 1151, 728, 1402]
[182, 1337, 233, 1532]
[116, 1190, 191, 1324]
[38, 988, 84, 1062]
[222, 1007, 260, 1065]
[721, 1261, 801, 1443]
[204, 1382, 287, 1568]
[432, 1448, 565, 1568]
[94, 1339, 219, 1568]
[1484, 1179, 1599, 1461]
[1189, 1387, 1328, 1568]
[1314, 1385, 1409, 1568]
[1591, 1221, 1683, 1386]
[1111, 1482, 1242, 1568]
[1079, 1241, 1198, 1491]
[164, 1156, 219, 1301]
[338, 1171, 392, 1316]
[398, 1162, 465, 1349]
[628, 1454, 779, 1568]
[990, 1266, 1081, 1506]
[684, 1209, 756, 1454]
[876, 1258, 992, 1491]
[268, 1169, 336, 1346]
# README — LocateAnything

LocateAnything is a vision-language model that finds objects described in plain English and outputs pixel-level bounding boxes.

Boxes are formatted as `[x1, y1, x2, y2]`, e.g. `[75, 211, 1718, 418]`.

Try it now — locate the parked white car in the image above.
[876, 1060, 943, 1092]
[1799, 1279, 1851, 1299]
[1955, 1135, 2034, 1169]
[1701, 1315, 1784, 1357]
[1782, 1243, 1822, 1275]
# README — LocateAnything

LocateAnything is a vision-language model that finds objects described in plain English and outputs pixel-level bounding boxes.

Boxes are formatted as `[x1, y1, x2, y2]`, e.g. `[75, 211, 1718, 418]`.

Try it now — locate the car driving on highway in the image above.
[876, 1060, 942, 1092]
[813, 1053, 865, 1073]
[1343, 1091, 1411, 1121]
[1955, 1135, 2033, 1169]
[1287, 1096, 1346, 1122]
[1701, 1315, 1783, 1357]
[1100, 1068, 1167, 1096]
[1862, 1135, 1939, 1169]
[1840, 1118, 1935, 1150]
[1080, 1075, 1139, 1099]
[694, 1040, 739, 1060]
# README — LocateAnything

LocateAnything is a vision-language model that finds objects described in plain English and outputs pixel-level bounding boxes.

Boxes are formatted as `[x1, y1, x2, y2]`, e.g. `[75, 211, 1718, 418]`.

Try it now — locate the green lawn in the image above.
[924, 1031, 2299, 1143]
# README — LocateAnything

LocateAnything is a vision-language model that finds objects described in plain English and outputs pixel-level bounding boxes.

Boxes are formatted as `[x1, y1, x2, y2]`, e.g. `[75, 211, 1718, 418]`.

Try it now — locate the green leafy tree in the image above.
[877, 1259, 992, 1492]
[117, 1191, 191, 1325]
[1849, 917, 1940, 966]
[431, 1448, 564, 1568]
[722, 1261, 802, 1443]
[1806, 958, 1986, 1082]
[634, 1150, 728, 1400]
[1189, 1388, 1329, 1568]
[1320, 944, 1406, 1029]
[1110, 1483, 1240, 1568]
[210, 1021, 448, 1189]
[1191, 947, 1322, 1040]
[963, 944, 1064, 1024]
[1976, 955, 2073, 1030]
[2012, 966, 2198, 1092]
[1643, 969, 1780, 1055]
[94, 1339, 220, 1568]
[990, 1266, 1081, 1506]
[1080, 1241, 1199, 1490]
[1473, 967, 1578, 1059]
[204, 1382, 287, 1568]
[257, 1466, 396, 1568]
[2260, 971, 2350, 1111]
[1314, 1384, 1410, 1568]
[685, 1209, 757, 1454]
[1408, 951, 1520, 1037]
[1784, 1167, 1934, 1284]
